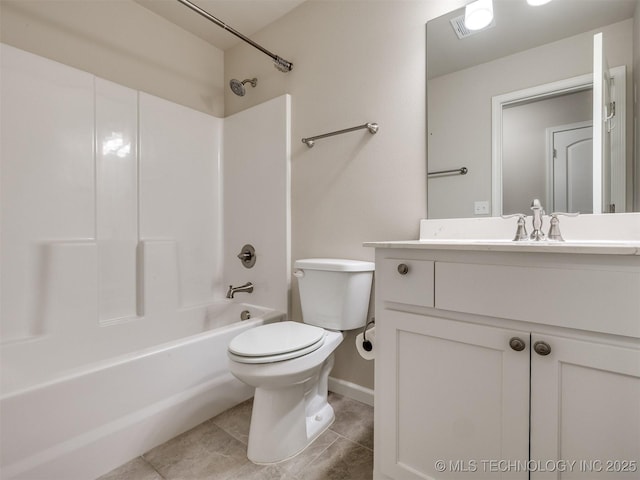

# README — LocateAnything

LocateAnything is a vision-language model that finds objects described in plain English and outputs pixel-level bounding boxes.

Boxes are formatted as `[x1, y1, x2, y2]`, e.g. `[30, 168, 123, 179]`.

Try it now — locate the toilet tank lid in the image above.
[294, 258, 375, 272]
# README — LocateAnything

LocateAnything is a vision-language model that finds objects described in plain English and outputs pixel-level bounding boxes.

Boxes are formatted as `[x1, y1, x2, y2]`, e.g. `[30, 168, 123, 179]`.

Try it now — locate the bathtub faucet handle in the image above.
[226, 282, 254, 299]
[237, 244, 256, 268]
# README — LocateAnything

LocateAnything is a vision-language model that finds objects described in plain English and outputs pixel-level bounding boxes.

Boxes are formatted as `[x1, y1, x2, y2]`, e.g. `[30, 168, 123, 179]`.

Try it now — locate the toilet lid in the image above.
[228, 321, 326, 358]
[228, 337, 326, 364]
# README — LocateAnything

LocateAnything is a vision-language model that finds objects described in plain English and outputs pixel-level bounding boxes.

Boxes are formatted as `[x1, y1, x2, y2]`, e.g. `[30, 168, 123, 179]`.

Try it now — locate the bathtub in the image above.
[0, 301, 284, 480]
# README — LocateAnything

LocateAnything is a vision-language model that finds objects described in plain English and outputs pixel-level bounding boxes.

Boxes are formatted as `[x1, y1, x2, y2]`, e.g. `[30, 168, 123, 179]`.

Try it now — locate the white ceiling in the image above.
[134, 0, 307, 51]
[427, 0, 637, 79]
[136, 0, 638, 75]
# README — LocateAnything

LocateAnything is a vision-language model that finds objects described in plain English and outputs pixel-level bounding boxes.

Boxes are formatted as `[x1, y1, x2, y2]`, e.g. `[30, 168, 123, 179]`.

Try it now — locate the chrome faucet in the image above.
[530, 199, 546, 241]
[226, 282, 254, 299]
[506, 200, 579, 242]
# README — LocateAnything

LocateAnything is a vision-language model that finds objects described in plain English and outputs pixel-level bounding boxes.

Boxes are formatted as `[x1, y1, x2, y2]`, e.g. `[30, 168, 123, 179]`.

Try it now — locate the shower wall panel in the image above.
[96, 78, 139, 323]
[139, 92, 223, 309]
[0, 44, 223, 391]
[223, 95, 291, 314]
[0, 44, 95, 342]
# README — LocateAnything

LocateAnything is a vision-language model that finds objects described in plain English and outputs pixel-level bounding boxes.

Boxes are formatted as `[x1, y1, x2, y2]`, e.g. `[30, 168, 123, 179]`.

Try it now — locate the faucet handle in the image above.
[501, 213, 529, 241]
[547, 212, 579, 242]
[549, 211, 580, 217]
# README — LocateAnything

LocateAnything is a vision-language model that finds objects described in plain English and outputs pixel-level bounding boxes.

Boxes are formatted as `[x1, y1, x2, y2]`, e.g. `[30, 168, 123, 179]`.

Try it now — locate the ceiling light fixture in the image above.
[527, 0, 553, 6]
[465, 0, 494, 31]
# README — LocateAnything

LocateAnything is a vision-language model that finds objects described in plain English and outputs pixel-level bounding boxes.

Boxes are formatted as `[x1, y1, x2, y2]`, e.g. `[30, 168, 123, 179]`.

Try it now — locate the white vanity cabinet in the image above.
[370, 246, 640, 480]
[529, 333, 640, 480]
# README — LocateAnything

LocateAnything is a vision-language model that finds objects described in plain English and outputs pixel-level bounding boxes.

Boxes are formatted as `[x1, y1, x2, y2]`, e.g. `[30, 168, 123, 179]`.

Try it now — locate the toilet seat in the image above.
[228, 321, 326, 364]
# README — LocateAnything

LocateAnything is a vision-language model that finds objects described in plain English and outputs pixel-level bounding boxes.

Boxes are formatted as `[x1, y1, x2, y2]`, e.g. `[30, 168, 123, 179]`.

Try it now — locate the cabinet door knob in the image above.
[397, 263, 409, 275]
[533, 341, 551, 356]
[509, 337, 526, 352]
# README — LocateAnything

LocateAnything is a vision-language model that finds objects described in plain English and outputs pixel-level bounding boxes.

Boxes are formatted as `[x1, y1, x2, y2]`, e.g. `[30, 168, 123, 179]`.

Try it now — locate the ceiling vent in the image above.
[450, 14, 495, 39]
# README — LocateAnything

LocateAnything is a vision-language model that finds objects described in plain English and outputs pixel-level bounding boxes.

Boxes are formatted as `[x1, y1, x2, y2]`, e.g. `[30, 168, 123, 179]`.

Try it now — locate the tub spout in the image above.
[226, 282, 254, 299]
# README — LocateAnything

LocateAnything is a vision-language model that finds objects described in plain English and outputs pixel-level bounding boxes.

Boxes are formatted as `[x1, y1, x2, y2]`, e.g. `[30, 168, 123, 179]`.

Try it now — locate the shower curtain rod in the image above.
[176, 0, 293, 72]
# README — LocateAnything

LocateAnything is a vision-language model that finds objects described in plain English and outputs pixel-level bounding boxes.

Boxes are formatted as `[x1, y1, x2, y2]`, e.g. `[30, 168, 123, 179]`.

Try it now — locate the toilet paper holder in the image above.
[361, 318, 375, 352]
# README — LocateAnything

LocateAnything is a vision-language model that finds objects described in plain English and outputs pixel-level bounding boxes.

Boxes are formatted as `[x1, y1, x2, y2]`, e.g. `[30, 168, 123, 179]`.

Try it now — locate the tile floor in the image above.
[98, 392, 373, 480]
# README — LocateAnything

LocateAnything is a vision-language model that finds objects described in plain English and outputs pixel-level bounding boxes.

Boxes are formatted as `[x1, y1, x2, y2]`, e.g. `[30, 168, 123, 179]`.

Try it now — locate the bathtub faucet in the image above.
[226, 282, 254, 299]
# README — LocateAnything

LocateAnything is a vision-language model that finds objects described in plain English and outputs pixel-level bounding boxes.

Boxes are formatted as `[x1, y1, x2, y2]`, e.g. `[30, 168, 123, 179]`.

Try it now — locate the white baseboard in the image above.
[328, 376, 374, 407]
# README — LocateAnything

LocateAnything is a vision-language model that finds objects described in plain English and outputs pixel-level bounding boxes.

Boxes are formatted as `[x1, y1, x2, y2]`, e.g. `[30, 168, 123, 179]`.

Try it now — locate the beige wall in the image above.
[428, 19, 634, 218]
[0, 0, 224, 116]
[225, 0, 461, 389]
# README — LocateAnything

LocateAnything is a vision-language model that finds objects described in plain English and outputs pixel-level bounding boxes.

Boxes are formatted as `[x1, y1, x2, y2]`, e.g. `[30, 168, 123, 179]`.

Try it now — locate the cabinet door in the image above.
[375, 310, 529, 480]
[531, 334, 640, 479]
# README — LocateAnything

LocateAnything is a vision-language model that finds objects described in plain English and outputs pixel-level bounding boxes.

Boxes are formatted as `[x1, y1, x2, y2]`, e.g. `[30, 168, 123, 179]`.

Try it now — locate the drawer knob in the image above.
[509, 337, 526, 352]
[397, 263, 409, 275]
[533, 341, 551, 356]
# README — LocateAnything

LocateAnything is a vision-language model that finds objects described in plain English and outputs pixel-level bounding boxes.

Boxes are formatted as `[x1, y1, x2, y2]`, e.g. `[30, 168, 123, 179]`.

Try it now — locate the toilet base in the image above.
[247, 390, 335, 465]
[246, 353, 337, 464]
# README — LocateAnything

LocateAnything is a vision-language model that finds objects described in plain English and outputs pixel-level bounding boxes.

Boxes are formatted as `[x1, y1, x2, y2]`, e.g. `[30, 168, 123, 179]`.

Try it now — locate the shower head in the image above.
[229, 78, 257, 96]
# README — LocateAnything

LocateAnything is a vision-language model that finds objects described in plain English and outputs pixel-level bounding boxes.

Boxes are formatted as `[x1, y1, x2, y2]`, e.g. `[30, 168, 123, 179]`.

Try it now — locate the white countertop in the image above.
[363, 239, 640, 255]
[364, 213, 640, 255]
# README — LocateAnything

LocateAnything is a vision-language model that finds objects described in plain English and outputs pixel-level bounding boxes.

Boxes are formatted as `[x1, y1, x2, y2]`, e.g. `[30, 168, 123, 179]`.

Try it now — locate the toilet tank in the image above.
[294, 258, 374, 331]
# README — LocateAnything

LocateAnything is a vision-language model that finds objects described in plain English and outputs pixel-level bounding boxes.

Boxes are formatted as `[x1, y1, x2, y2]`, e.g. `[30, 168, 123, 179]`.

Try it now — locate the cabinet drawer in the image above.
[377, 258, 434, 307]
[435, 262, 640, 338]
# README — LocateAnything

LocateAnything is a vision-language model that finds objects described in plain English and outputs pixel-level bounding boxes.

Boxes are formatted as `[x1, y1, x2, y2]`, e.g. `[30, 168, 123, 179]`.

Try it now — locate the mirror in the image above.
[426, 0, 638, 218]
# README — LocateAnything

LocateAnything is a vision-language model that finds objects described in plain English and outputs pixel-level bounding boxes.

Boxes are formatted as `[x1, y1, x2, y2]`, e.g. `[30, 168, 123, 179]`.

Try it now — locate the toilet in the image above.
[227, 258, 374, 464]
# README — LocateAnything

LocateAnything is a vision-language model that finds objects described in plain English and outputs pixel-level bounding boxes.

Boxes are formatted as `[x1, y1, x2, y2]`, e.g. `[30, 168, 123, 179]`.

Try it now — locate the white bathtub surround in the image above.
[1, 44, 292, 479]
[96, 78, 139, 323]
[1, 43, 223, 392]
[223, 95, 292, 314]
[1, 44, 95, 342]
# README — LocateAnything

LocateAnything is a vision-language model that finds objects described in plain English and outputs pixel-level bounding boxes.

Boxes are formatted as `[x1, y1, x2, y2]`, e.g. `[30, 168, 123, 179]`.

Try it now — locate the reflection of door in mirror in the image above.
[501, 90, 592, 215]
[550, 122, 593, 214]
